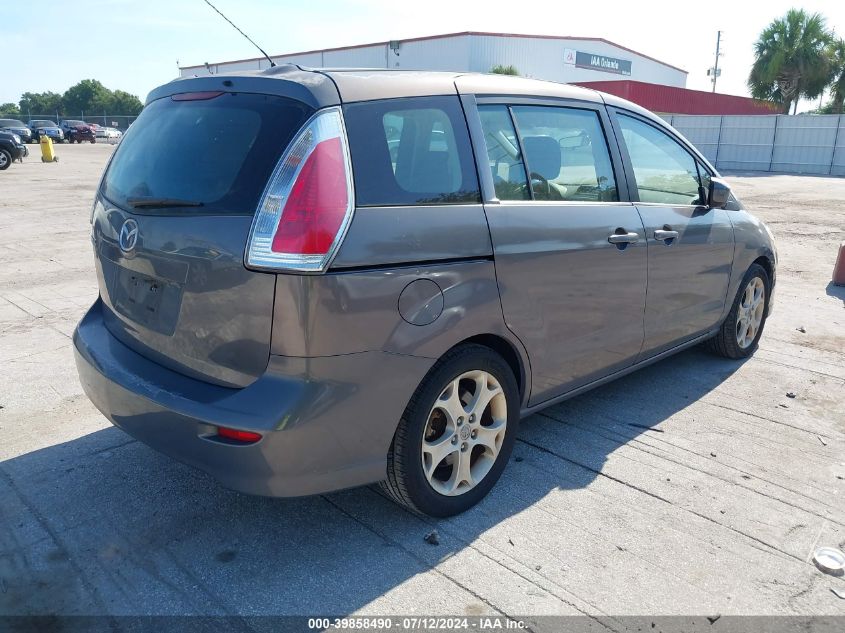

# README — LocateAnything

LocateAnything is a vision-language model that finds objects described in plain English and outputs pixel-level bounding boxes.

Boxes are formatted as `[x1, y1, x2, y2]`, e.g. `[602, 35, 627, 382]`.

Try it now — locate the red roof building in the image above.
[575, 80, 779, 115]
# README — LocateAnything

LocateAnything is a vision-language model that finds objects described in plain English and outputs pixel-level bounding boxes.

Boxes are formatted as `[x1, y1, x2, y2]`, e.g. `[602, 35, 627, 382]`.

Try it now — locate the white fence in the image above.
[663, 114, 845, 176]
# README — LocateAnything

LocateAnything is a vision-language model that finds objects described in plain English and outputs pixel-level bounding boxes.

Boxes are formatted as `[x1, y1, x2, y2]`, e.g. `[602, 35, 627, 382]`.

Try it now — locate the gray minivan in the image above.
[74, 66, 777, 517]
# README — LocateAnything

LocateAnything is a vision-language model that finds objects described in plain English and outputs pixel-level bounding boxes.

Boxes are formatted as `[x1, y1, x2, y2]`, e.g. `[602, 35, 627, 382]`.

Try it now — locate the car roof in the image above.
[319, 68, 603, 104]
[158, 64, 604, 106]
[156, 65, 677, 130]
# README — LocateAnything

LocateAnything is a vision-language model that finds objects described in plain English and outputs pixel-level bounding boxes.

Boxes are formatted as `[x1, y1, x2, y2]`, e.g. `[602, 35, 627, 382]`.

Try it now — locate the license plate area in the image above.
[111, 267, 182, 336]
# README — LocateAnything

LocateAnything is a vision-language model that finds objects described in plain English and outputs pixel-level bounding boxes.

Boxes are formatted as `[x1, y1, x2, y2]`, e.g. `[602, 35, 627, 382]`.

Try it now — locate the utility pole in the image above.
[708, 31, 723, 93]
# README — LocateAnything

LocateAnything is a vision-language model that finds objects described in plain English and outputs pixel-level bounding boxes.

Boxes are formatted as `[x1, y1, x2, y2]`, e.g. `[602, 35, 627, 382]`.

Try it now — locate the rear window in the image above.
[343, 96, 480, 206]
[101, 93, 313, 214]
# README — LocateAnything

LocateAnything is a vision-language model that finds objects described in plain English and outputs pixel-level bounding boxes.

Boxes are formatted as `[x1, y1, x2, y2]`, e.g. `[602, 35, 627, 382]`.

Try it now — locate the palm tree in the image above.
[828, 38, 845, 114]
[748, 9, 832, 114]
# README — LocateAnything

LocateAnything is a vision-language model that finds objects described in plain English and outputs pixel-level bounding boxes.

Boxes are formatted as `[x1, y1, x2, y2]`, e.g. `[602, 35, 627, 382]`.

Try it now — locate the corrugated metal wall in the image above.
[181, 33, 688, 87]
[665, 114, 845, 176]
[323, 45, 387, 68]
[466, 34, 685, 86]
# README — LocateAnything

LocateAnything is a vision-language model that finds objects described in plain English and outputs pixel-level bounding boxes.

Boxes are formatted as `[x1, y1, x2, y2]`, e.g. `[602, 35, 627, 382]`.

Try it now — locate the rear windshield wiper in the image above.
[127, 197, 204, 209]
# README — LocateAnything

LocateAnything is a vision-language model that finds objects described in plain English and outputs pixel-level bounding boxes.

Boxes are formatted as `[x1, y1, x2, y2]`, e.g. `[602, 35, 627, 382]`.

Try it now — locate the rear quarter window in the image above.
[343, 96, 480, 207]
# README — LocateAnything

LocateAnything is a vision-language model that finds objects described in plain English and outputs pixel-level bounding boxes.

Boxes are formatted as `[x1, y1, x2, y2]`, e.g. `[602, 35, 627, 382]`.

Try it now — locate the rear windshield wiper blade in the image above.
[127, 197, 204, 209]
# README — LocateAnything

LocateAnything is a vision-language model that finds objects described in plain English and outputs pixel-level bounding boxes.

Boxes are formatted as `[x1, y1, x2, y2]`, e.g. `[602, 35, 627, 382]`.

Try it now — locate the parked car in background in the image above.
[60, 120, 96, 143]
[0, 130, 27, 169]
[0, 119, 33, 144]
[95, 126, 123, 140]
[28, 120, 64, 143]
[75, 68, 777, 517]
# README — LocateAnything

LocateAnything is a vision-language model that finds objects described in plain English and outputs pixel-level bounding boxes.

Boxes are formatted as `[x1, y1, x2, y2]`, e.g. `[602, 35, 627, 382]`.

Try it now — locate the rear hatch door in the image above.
[93, 90, 315, 387]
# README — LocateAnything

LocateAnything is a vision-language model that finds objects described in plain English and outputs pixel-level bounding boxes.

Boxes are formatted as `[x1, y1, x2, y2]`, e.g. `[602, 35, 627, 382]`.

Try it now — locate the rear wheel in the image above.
[0, 149, 11, 170]
[381, 344, 520, 517]
[707, 263, 770, 359]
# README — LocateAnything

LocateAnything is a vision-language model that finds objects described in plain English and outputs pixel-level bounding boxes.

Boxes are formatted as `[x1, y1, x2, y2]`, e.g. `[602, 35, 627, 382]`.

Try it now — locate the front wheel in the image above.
[0, 149, 11, 170]
[707, 263, 771, 359]
[381, 344, 520, 517]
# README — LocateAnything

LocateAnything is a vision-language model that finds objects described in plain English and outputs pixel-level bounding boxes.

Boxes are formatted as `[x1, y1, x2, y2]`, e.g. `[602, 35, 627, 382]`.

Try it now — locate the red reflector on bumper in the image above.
[217, 426, 262, 443]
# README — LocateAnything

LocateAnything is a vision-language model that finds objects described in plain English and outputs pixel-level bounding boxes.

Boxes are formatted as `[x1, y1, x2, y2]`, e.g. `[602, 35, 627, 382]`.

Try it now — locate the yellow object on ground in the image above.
[40, 135, 57, 163]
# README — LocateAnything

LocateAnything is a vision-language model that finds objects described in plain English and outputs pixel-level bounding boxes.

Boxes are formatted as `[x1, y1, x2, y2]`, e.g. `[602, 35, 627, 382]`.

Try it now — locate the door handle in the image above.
[607, 232, 639, 244]
[654, 229, 680, 244]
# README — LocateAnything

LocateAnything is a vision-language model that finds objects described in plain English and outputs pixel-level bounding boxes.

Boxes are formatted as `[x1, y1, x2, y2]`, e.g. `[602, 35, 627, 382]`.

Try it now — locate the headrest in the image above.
[522, 136, 561, 180]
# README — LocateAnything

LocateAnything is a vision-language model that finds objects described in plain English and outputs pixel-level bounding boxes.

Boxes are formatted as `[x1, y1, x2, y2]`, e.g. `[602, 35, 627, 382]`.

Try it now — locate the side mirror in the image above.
[708, 178, 731, 209]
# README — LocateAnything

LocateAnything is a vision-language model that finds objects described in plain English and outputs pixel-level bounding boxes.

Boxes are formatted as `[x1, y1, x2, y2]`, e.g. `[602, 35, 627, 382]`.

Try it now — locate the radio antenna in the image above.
[201, 0, 276, 68]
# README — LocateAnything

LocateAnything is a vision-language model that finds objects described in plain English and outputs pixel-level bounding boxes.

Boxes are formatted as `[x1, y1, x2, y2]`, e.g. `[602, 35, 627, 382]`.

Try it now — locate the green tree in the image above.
[0, 103, 21, 116]
[490, 64, 519, 76]
[827, 38, 845, 114]
[19, 91, 63, 117]
[107, 90, 144, 116]
[748, 9, 832, 114]
[62, 79, 112, 117]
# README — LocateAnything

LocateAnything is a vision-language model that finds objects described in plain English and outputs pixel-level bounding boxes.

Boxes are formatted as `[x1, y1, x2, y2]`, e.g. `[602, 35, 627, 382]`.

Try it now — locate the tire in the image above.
[707, 263, 770, 359]
[381, 344, 520, 517]
[0, 148, 11, 170]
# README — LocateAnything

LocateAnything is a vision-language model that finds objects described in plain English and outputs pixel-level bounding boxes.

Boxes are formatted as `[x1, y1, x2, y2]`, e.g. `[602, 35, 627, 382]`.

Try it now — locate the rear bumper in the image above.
[74, 299, 434, 497]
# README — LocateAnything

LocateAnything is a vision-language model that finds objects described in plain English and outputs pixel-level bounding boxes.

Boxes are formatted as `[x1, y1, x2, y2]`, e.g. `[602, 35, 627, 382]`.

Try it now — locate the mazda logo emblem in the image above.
[119, 218, 139, 253]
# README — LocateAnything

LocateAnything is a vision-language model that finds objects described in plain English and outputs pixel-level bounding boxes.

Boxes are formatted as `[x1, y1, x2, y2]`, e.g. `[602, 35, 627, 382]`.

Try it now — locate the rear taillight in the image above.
[246, 107, 354, 272]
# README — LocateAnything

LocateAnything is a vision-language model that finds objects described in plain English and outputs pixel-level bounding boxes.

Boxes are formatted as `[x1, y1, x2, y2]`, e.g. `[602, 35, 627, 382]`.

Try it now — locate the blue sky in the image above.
[2, 0, 843, 109]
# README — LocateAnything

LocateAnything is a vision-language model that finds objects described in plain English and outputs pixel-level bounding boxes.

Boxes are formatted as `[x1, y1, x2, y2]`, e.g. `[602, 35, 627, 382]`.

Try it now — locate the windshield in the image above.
[30, 120, 57, 127]
[101, 92, 314, 215]
[0, 120, 26, 127]
[65, 120, 84, 126]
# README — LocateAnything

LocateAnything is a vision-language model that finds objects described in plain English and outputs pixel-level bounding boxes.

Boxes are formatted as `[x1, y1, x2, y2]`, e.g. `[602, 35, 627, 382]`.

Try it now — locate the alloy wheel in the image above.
[421, 370, 508, 496]
[736, 276, 765, 349]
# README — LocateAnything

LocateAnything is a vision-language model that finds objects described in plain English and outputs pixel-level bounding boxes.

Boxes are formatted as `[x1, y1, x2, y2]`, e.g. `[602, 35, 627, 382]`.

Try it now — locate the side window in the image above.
[477, 106, 530, 201]
[343, 96, 480, 207]
[617, 115, 702, 205]
[510, 106, 618, 202]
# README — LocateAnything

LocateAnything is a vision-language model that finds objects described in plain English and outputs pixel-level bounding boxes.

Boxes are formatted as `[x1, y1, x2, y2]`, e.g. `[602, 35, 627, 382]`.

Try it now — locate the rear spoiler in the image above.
[147, 65, 340, 110]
